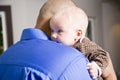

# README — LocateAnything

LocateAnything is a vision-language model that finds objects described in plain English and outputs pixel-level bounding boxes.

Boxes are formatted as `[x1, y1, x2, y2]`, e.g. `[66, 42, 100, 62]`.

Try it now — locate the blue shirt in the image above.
[0, 28, 92, 80]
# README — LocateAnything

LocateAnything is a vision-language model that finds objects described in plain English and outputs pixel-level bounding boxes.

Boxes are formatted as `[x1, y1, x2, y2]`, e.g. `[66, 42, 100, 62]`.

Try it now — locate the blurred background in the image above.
[0, 0, 120, 79]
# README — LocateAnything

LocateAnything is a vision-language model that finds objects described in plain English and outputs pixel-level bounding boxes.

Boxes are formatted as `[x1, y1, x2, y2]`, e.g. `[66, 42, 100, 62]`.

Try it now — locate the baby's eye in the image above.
[58, 30, 63, 33]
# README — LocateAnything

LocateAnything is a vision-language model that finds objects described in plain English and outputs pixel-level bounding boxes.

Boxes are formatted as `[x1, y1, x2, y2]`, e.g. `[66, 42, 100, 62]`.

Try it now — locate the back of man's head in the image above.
[35, 0, 76, 36]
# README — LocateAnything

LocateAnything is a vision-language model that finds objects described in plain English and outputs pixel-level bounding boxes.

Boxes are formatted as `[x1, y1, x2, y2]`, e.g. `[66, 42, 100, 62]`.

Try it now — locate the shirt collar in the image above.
[20, 28, 50, 41]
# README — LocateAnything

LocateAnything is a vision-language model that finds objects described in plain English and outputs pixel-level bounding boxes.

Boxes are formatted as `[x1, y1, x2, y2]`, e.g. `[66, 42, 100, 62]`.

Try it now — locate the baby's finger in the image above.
[89, 69, 98, 78]
[86, 63, 92, 69]
[87, 63, 92, 66]
[87, 64, 94, 70]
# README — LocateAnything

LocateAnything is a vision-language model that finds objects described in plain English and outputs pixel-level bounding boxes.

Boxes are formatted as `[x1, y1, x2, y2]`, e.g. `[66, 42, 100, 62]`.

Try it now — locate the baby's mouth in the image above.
[55, 40, 61, 43]
[56, 41, 60, 43]
[52, 39, 61, 43]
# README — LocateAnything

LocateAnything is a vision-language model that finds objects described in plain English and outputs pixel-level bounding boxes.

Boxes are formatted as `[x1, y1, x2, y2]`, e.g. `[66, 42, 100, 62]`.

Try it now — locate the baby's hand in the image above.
[87, 61, 102, 79]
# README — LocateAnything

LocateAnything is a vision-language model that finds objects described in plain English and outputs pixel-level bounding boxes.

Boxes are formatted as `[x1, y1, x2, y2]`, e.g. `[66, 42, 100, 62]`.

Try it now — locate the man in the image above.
[0, 28, 92, 80]
[35, 0, 117, 80]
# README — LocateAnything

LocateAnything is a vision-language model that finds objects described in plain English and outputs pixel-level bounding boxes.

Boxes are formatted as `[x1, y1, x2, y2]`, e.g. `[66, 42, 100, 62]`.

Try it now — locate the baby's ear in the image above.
[75, 29, 82, 41]
[77, 29, 82, 37]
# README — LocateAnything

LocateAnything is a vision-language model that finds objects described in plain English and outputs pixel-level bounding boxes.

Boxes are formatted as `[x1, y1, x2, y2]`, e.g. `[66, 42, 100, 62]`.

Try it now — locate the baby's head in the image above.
[50, 7, 88, 46]
[35, 0, 76, 36]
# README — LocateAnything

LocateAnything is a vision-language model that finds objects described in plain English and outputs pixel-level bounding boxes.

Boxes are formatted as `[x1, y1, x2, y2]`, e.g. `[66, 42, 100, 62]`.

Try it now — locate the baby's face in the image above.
[50, 17, 78, 46]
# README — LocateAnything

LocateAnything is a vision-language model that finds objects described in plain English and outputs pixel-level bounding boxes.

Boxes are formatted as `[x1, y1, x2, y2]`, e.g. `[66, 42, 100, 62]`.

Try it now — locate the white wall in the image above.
[0, 0, 103, 45]
[102, 3, 120, 77]
[72, 0, 103, 47]
[0, 0, 47, 43]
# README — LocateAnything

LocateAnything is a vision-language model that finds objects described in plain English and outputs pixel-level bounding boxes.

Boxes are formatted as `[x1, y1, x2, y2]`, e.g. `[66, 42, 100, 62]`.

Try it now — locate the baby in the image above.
[50, 7, 105, 79]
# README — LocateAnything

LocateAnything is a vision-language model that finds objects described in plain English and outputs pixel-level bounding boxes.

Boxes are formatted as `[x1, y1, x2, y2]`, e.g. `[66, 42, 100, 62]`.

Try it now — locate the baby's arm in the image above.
[73, 37, 109, 79]
[87, 61, 102, 79]
[73, 37, 116, 80]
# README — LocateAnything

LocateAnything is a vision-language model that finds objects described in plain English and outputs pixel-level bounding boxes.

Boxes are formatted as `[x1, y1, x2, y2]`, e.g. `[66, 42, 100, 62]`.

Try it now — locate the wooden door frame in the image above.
[0, 5, 13, 47]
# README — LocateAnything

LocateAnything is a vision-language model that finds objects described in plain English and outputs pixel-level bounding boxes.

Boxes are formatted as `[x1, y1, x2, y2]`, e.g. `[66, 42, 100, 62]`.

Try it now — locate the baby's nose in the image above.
[51, 33, 57, 40]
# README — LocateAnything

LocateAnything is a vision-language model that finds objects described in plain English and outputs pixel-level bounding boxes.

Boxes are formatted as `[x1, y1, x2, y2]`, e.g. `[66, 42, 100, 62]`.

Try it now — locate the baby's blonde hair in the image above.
[35, 0, 76, 36]
[50, 7, 88, 39]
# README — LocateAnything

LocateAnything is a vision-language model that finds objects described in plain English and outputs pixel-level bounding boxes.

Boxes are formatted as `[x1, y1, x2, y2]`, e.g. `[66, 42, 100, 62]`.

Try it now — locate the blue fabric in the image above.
[0, 28, 93, 80]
